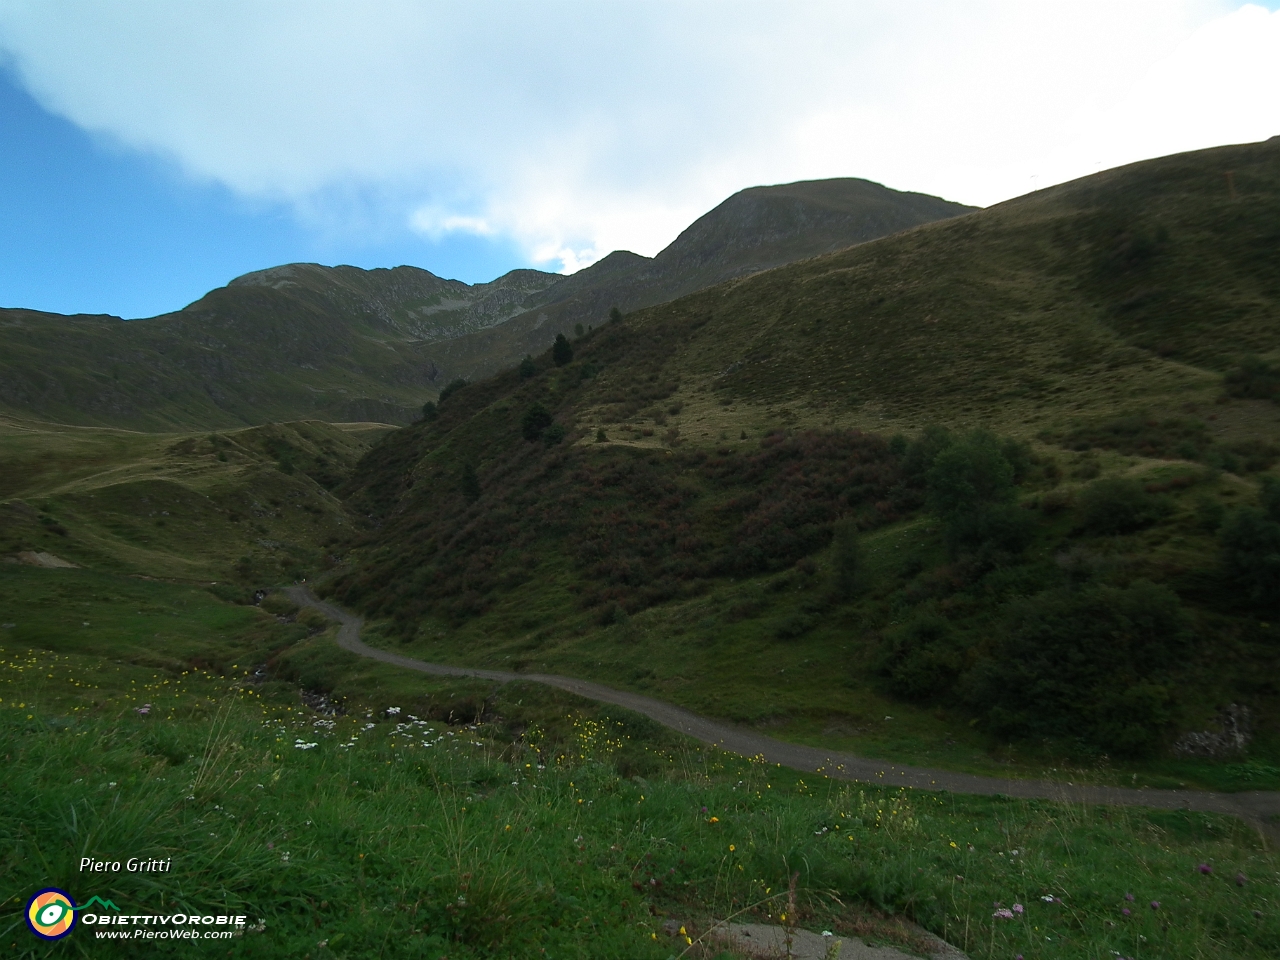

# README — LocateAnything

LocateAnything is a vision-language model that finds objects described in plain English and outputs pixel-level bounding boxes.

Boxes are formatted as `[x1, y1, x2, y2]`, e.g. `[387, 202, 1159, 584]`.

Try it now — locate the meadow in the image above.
[1, 565, 1276, 959]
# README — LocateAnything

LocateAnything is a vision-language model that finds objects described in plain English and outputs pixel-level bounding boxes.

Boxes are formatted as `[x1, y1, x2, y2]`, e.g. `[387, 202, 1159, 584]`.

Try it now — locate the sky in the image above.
[0, 1, 1277, 319]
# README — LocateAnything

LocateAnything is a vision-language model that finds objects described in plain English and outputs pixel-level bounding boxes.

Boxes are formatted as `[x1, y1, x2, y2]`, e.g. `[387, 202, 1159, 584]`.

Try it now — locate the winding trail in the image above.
[287, 587, 1280, 838]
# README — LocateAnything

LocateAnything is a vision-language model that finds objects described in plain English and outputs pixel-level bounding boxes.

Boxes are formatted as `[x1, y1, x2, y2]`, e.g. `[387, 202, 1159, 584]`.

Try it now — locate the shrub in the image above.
[552, 333, 574, 367]
[438, 378, 469, 404]
[830, 517, 861, 599]
[608, 306, 623, 324]
[969, 580, 1193, 756]
[877, 613, 964, 701]
[1224, 355, 1280, 402]
[926, 429, 1015, 518]
[902, 425, 952, 482]
[999, 437, 1035, 483]
[1076, 478, 1169, 534]
[521, 403, 553, 442]
[1220, 506, 1280, 609]
[1194, 495, 1225, 532]
[945, 502, 1035, 557]
[773, 612, 816, 640]
[542, 422, 566, 447]
[518, 355, 536, 379]
[1040, 488, 1074, 515]
[1260, 475, 1280, 522]
[460, 463, 480, 502]
[421, 400, 438, 421]
[574, 323, 584, 338]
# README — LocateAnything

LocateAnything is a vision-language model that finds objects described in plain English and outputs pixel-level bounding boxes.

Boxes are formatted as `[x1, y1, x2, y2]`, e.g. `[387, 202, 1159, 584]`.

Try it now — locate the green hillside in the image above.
[0, 179, 971, 431]
[0, 415, 391, 584]
[421, 178, 975, 384]
[0, 265, 559, 430]
[325, 138, 1280, 783]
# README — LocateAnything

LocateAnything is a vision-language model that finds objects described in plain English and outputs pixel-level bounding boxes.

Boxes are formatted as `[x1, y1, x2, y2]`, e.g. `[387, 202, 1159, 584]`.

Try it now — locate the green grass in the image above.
[0, 568, 307, 687]
[1, 643, 1275, 959]
[0, 417, 386, 583]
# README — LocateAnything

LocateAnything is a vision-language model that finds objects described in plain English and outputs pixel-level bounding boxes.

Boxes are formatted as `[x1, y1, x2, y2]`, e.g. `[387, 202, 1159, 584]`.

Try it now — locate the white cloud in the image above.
[410, 208, 495, 240]
[0, 0, 1275, 274]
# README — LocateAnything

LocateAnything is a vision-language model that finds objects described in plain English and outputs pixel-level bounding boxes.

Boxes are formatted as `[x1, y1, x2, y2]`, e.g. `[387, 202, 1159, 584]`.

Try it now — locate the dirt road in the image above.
[286, 586, 1280, 837]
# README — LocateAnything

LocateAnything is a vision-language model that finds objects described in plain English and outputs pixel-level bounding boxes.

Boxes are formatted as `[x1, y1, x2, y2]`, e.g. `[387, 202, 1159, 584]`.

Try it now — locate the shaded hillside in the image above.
[327, 138, 1280, 769]
[0, 178, 971, 430]
[0, 265, 558, 430]
[219, 262, 556, 340]
[426, 179, 976, 379]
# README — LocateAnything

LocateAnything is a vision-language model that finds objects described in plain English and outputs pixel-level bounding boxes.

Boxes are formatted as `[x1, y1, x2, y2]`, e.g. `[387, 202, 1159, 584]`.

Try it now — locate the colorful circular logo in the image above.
[26, 888, 77, 940]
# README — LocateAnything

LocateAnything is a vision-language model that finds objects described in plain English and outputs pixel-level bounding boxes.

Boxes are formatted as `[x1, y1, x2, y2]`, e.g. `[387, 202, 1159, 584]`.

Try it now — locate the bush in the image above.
[1194, 495, 1225, 532]
[945, 502, 1035, 557]
[1224, 355, 1280, 402]
[923, 430, 1030, 557]
[1220, 506, 1280, 608]
[830, 517, 861, 599]
[968, 580, 1192, 756]
[421, 400, 438, 421]
[608, 306, 623, 324]
[518, 355, 536, 380]
[521, 403, 553, 442]
[542, 422, 566, 447]
[460, 463, 480, 502]
[999, 437, 1035, 483]
[1076, 478, 1169, 534]
[552, 334, 574, 367]
[902, 425, 952, 482]
[926, 429, 1015, 518]
[877, 613, 964, 701]
[438, 378, 469, 404]
[1260, 475, 1280, 522]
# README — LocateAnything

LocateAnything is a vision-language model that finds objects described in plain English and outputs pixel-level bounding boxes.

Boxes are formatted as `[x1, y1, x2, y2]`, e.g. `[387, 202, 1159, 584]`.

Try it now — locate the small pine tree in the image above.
[573, 323, 584, 338]
[460, 462, 480, 502]
[521, 402, 553, 441]
[518, 355, 536, 379]
[552, 334, 573, 367]
[608, 306, 623, 324]
[438, 378, 469, 404]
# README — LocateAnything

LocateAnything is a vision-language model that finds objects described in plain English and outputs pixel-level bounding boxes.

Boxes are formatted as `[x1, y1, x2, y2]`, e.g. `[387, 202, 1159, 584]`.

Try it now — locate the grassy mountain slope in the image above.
[0, 265, 561, 430]
[0, 415, 391, 584]
[326, 138, 1280, 783]
[424, 178, 976, 381]
[0, 179, 971, 431]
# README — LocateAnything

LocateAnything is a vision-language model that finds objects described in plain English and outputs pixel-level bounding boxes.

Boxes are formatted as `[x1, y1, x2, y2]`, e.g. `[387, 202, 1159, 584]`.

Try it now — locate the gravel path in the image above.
[286, 586, 1280, 839]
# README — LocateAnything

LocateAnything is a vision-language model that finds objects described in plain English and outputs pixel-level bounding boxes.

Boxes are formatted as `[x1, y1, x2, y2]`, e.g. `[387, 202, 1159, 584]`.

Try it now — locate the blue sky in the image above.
[0, 0, 1277, 319]
[0, 70, 528, 318]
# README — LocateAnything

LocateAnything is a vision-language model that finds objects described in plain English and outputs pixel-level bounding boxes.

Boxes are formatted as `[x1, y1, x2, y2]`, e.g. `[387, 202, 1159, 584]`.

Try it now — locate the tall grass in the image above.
[1, 667, 1275, 959]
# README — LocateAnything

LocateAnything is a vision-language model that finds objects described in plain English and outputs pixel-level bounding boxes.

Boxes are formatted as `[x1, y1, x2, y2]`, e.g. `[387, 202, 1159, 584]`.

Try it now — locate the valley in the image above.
[4, 145, 1279, 958]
